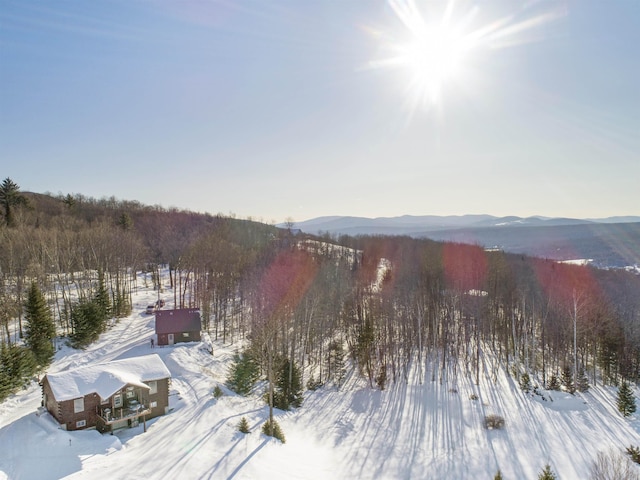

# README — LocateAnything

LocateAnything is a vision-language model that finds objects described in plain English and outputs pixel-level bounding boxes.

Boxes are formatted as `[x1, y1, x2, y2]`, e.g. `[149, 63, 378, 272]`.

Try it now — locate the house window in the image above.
[147, 381, 157, 395]
[126, 390, 135, 398]
[182, 332, 190, 338]
[76, 420, 86, 428]
[73, 397, 84, 413]
[150, 401, 157, 408]
[114, 394, 123, 408]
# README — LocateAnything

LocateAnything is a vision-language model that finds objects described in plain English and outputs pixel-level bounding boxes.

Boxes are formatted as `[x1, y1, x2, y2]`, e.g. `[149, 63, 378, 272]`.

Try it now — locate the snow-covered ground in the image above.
[1, 273, 640, 479]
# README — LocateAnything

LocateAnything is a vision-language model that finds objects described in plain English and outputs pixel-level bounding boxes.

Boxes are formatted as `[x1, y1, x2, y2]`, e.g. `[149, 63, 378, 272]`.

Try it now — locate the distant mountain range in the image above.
[287, 215, 640, 268]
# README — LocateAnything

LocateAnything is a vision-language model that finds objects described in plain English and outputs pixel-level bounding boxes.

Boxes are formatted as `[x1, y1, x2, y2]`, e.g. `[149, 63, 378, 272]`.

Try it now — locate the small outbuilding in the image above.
[155, 308, 202, 346]
[41, 354, 171, 433]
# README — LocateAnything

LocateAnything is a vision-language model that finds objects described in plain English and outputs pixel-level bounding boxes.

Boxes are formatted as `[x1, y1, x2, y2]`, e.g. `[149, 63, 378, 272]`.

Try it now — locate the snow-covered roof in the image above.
[44, 354, 171, 402]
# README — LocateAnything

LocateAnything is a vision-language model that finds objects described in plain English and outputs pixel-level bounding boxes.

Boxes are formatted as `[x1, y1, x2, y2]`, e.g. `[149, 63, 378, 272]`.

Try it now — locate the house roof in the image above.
[44, 354, 171, 402]
[155, 308, 201, 334]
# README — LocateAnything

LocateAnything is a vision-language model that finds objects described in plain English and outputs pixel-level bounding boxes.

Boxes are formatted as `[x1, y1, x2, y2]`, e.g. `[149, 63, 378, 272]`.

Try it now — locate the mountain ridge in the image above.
[286, 215, 640, 268]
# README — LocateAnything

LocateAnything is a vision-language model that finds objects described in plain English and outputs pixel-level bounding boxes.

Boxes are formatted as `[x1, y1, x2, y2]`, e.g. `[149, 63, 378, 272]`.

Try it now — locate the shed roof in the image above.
[155, 308, 201, 334]
[44, 354, 171, 402]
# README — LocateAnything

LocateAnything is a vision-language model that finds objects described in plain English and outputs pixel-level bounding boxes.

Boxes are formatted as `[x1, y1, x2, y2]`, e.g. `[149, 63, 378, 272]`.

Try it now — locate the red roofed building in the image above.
[155, 308, 202, 346]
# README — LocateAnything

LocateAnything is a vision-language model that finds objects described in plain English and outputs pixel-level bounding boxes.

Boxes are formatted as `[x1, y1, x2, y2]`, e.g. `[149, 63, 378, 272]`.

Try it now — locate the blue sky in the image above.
[1, 0, 638, 223]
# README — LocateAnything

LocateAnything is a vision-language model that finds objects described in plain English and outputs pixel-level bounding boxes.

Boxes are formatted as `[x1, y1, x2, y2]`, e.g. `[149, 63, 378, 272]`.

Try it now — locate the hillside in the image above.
[1, 271, 640, 480]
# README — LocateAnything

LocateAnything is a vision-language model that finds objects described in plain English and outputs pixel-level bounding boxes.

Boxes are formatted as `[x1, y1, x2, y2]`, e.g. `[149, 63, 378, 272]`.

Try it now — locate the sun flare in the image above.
[396, 24, 474, 104]
[370, 0, 566, 112]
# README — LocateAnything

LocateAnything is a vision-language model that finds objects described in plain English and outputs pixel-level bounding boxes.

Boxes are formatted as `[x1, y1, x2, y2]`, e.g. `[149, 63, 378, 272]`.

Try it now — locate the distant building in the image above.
[41, 354, 171, 433]
[155, 308, 202, 346]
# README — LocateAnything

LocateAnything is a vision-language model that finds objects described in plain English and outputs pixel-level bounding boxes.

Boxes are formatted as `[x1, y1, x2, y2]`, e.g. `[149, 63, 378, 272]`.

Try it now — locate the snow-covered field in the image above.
[2, 273, 640, 479]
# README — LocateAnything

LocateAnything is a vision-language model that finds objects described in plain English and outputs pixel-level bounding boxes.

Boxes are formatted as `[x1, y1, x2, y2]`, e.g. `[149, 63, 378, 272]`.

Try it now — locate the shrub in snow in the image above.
[538, 464, 557, 480]
[213, 385, 223, 399]
[494, 469, 504, 480]
[262, 419, 285, 443]
[547, 374, 561, 391]
[519, 372, 531, 393]
[626, 445, 640, 465]
[469, 394, 479, 401]
[306, 374, 323, 391]
[484, 414, 505, 430]
[589, 450, 640, 480]
[238, 417, 250, 434]
[617, 381, 636, 417]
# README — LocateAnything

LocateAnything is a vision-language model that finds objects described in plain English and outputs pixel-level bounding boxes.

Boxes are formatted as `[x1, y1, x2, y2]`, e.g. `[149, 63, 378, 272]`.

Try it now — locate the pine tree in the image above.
[325, 340, 346, 387]
[273, 358, 304, 410]
[238, 417, 250, 434]
[0, 343, 37, 401]
[494, 470, 504, 480]
[70, 299, 103, 348]
[225, 350, 260, 396]
[94, 272, 111, 321]
[113, 286, 131, 318]
[561, 365, 576, 394]
[626, 445, 640, 464]
[213, 385, 223, 399]
[23, 282, 56, 366]
[576, 365, 589, 393]
[0, 177, 28, 227]
[547, 374, 561, 391]
[262, 419, 285, 443]
[519, 372, 531, 393]
[538, 464, 557, 480]
[617, 381, 636, 417]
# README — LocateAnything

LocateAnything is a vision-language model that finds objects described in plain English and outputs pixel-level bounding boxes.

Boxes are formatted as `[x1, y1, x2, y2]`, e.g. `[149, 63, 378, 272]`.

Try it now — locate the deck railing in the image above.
[100, 404, 151, 425]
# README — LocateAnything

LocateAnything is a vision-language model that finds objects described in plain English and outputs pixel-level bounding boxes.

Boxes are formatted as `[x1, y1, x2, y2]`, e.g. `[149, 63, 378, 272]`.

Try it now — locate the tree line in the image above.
[2, 178, 640, 408]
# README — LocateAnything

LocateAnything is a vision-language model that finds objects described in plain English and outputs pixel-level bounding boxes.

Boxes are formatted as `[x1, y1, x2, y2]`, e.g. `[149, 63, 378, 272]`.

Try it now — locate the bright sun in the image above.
[396, 24, 474, 105]
[370, 0, 566, 112]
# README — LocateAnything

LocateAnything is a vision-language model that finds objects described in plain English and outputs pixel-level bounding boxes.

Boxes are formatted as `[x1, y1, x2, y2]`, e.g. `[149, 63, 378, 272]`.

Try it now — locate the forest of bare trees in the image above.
[2, 182, 640, 403]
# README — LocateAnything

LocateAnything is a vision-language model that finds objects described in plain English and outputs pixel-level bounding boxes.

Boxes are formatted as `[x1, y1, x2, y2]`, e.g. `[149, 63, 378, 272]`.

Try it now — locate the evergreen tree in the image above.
[23, 282, 56, 366]
[117, 212, 133, 230]
[213, 385, 223, 399]
[225, 350, 260, 396]
[519, 372, 531, 393]
[238, 417, 250, 434]
[113, 286, 131, 318]
[617, 381, 636, 417]
[94, 272, 111, 321]
[576, 365, 589, 393]
[0, 177, 28, 227]
[273, 358, 303, 410]
[0, 343, 37, 401]
[262, 419, 285, 443]
[538, 464, 557, 480]
[547, 374, 561, 391]
[69, 299, 104, 348]
[626, 445, 640, 464]
[494, 470, 504, 480]
[325, 340, 346, 387]
[561, 365, 576, 394]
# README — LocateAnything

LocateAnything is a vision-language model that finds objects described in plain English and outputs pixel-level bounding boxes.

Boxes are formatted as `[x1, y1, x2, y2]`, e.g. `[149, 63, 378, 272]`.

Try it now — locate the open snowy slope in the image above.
[1, 274, 639, 479]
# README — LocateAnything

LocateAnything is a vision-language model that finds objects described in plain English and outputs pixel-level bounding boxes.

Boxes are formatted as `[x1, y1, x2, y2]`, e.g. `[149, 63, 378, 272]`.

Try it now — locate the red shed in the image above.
[155, 308, 202, 346]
